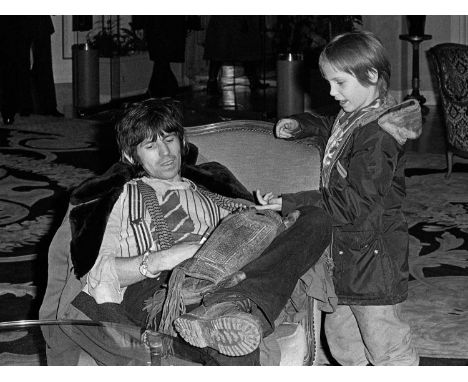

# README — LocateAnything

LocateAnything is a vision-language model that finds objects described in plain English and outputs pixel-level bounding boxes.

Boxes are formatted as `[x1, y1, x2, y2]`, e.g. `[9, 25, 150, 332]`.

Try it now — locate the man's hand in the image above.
[274, 118, 300, 139]
[254, 190, 282, 211]
[149, 242, 201, 273]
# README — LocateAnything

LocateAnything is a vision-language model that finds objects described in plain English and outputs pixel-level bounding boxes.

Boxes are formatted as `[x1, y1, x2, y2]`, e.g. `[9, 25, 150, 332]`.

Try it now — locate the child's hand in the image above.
[274, 118, 300, 139]
[254, 190, 282, 211]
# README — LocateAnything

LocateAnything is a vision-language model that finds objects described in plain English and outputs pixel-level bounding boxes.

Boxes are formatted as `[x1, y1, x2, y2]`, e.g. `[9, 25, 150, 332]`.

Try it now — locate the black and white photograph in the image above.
[0, 2, 467, 377]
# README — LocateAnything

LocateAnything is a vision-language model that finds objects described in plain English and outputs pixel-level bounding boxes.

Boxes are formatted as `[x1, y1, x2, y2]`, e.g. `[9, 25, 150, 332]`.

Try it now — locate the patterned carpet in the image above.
[401, 152, 468, 362]
[1, 115, 467, 365]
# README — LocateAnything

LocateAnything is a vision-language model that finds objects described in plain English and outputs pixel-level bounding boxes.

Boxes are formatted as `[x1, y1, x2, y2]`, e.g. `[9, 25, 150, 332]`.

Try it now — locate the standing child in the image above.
[257, 30, 421, 365]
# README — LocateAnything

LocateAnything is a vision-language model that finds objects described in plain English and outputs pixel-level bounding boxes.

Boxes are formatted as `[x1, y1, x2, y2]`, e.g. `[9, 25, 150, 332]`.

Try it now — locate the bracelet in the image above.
[139, 252, 160, 278]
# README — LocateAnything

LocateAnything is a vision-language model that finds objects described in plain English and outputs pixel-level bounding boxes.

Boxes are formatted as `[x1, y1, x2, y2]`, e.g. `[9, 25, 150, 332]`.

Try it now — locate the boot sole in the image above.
[174, 313, 261, 357]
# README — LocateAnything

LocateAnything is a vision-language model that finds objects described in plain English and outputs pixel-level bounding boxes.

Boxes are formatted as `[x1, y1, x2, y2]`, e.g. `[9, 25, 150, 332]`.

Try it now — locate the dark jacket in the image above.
[281, 98, 422, 305]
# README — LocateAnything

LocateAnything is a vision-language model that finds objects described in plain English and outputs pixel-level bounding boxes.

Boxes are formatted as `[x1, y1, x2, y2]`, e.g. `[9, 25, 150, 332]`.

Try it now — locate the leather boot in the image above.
[174, 298, 262, 357]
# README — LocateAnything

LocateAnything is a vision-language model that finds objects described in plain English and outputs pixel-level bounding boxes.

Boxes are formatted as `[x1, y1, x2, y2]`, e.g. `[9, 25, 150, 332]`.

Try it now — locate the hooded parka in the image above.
[281, 97, 422, 305]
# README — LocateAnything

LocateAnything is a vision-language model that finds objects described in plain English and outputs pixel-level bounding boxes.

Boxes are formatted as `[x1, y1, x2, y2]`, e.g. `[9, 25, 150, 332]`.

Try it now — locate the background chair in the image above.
[428, 43, 468, 178]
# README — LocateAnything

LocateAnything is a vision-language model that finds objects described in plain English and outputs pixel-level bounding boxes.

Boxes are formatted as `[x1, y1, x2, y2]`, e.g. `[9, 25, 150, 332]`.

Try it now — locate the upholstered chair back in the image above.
[428, 43, 468, 177]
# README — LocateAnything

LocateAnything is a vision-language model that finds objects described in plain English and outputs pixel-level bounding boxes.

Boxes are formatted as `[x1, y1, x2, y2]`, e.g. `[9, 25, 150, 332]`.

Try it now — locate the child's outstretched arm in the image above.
[275, 111, 336, 142]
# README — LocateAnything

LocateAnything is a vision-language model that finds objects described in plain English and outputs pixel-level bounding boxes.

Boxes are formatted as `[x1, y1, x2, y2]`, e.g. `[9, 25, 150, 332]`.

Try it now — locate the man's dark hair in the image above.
[115, 98, 186, 167]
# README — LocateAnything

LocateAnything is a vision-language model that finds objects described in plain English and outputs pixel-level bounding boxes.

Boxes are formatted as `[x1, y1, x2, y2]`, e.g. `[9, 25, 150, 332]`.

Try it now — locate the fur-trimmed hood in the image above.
[376, 98, 422, 145]
[334, 96, 422, 146]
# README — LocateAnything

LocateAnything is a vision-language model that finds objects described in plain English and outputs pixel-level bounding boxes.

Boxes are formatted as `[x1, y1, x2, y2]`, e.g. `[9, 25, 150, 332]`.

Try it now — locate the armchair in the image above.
[428, 43, 468, 178]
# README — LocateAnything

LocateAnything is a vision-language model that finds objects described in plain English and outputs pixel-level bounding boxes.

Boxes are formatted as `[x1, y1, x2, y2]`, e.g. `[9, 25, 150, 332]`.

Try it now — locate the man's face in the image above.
[135, 132, 182, 181]
[321, 62, 379, 113]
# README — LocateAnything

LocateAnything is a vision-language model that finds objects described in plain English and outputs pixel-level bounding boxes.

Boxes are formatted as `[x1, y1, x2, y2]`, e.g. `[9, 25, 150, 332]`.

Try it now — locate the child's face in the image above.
[321, 62, 380, 113]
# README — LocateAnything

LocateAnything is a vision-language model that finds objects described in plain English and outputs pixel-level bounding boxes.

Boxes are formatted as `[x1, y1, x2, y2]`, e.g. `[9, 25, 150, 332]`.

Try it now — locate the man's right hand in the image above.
[149, 242, 201, 273]
[274, 118, 300, 139]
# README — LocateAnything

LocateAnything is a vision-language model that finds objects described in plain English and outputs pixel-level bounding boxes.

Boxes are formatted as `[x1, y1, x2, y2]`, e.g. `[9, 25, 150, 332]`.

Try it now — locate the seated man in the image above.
[42, 98, 331, 366]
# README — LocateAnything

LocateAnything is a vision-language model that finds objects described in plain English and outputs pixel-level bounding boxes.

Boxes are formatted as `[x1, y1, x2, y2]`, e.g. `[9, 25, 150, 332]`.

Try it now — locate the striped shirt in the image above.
[84, 177, 231, 304]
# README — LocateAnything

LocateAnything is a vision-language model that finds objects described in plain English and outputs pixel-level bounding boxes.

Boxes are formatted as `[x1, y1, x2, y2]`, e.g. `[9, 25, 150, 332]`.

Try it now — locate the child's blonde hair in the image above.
[319, 30, 391, 95]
